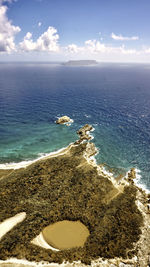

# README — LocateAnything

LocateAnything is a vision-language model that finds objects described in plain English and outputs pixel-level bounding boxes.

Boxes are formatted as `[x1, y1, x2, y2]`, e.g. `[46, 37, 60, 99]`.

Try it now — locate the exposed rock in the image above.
[84, 142, 97, 158]
[127, 168, 136, 182]
[77, 124, 93, 135]
[75, 124, 93, 144]
[56, 116, 73, 125]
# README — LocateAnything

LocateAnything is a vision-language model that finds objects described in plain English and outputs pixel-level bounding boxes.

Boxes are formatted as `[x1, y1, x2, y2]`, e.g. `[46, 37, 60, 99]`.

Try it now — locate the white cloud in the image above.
[65, 39, 138, 57]
[143, 47, 150, 54]
[111, 32, 139, 41]
[19, 26, 59, 52]
[0, 1, 147, 63]
[66, 40, 108, 54]
[85, 39, 107, 53]
[0, 3, 20, 53]
[66, 44, 82, 53]
[118, 45, 137, 54]
[85, 40, 137, 55]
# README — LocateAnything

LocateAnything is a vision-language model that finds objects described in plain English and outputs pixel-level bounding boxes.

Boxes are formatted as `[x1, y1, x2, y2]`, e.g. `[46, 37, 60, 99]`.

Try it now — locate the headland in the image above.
[0, 125, 149, 267]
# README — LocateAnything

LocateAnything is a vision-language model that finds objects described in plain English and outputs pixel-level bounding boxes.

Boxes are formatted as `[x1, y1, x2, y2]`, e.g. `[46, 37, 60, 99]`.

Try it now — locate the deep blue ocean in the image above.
[0, 62, 150, 190]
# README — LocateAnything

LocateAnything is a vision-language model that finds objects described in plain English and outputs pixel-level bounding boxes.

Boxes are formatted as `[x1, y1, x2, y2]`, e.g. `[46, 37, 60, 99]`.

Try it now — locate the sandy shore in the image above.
[0, 143, 74, 170]
[31, 233, 59, 251]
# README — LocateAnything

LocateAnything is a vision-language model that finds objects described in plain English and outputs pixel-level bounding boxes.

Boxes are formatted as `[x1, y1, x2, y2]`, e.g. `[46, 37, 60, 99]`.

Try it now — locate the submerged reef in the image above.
[0, 125, 149, 267]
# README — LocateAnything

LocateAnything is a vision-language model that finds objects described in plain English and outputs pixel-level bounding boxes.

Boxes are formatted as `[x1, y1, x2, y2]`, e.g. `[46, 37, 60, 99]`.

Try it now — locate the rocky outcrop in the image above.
[56, 116, 73, 125]
[127, 168, 136, 183]
[75, 124, 93, 144]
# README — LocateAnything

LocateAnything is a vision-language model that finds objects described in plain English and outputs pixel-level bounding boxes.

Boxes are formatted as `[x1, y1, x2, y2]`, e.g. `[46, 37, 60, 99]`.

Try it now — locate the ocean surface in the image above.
[0, 62, 150, 190]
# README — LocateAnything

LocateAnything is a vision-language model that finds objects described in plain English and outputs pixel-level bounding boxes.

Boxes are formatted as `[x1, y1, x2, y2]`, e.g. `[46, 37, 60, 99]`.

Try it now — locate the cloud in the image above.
[19, 26, 59, 52]
[66, 44, 82, 53]
[66, 40, 108, 54]
[118, 45, 137, 54]
[0, 1, 145, 62]
[65, 39, 137, 57]
[143, 47, 150, 54]
[0, 3, 20, 53]
[85, 40, 137, 54]
[85, 39, 107, 53]
[111, 33, 139, 41]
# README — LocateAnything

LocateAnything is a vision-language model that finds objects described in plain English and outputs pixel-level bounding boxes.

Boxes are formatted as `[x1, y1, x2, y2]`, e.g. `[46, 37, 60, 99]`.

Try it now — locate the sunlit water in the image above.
[0, 62, 150, 190]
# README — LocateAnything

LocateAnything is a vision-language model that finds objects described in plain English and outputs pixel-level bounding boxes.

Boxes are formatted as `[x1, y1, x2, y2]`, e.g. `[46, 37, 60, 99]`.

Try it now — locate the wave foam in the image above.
[84, 114, 91, 118]
[0, 144, 73, 170]
[0, 258, 76, 267]
[0, 258, 58, 266]
[125, 168, 150, 194]
[134, 168, 150, 194]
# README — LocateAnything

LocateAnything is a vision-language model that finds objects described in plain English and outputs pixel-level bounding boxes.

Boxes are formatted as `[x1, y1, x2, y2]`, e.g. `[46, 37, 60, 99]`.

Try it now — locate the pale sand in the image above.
[0, 212, 26, 240]
[31, 233, 59, 251]
[0, 144, 74, 170]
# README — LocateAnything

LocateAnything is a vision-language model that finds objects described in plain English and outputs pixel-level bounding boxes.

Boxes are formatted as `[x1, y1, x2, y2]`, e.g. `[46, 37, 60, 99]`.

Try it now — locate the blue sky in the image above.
[0, 0, 150, 62]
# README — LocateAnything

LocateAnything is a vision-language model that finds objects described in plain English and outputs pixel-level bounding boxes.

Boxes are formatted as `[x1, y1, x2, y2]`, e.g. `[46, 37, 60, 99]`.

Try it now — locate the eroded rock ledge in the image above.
[75, 124, 93, 144]
[0, 125, 149, 267]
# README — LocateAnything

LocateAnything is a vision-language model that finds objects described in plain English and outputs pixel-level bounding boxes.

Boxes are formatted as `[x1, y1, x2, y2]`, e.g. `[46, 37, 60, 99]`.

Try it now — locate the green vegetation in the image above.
[0, 142, 143, 265]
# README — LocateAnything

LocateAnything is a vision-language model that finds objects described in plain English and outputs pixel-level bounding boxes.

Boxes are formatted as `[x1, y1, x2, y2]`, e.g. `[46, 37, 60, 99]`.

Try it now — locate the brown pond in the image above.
[42, 220, 90, 250]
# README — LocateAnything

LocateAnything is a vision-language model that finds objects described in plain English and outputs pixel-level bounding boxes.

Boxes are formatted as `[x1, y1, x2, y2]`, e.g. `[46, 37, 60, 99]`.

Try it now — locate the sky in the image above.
[0, 0, 150, 62]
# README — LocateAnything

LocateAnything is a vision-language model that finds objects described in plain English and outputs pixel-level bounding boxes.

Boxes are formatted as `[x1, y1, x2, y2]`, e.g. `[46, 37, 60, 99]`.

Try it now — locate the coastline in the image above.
[0, 125, 150, 267]
[0, 143, 149, 195]
[0, 143, 75, 170]
[0, 124, 149, 195]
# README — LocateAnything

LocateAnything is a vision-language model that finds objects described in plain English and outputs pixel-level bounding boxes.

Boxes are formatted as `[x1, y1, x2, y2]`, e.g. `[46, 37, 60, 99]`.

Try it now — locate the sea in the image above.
[0, 62, 150, 191]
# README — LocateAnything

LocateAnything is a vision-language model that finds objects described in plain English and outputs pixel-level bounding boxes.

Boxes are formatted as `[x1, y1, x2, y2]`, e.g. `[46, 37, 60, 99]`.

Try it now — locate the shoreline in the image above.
[0, 141, 149, 194]
[0, 123, 149, 194]
[0, 143, 75, 170]
[0, 125, 150, 266]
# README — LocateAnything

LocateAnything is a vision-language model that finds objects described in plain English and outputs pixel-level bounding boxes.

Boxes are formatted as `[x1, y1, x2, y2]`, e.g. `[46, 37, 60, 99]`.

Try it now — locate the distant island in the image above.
[63, 60, 98, 66]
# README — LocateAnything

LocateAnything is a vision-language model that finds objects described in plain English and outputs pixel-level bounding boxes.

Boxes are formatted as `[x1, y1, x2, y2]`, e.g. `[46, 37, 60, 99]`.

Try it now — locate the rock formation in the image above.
[56, 116, 73, 125]
[75, 124, 93, 144]
[127, 168, 136, 182]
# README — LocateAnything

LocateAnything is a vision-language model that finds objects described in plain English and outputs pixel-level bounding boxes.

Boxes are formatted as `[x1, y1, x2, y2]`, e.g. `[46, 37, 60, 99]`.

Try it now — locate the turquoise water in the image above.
[0, 62, 150, 189]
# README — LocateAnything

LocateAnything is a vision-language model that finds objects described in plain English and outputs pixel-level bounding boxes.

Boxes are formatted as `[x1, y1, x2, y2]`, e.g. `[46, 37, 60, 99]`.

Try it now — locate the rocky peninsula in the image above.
[0, 125, 150, 267]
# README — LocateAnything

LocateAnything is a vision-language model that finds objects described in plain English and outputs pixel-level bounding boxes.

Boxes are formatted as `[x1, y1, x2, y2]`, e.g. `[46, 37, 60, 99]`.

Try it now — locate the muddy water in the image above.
[42, 220, 90, 250]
